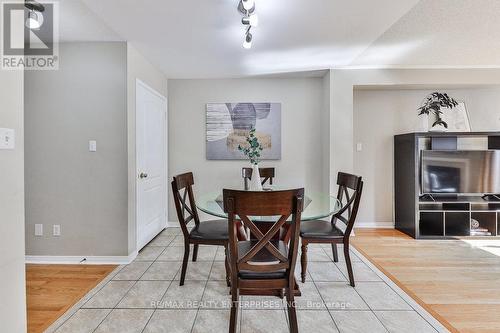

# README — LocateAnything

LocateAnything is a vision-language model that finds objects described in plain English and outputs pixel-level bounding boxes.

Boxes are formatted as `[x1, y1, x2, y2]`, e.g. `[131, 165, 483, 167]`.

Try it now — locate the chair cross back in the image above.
[223, 189, 304, 274]
[332, 172, 363, 236]
[171, 172, 200, 236]
[242, 167, 275, 189]
[238, 214, 290, 271]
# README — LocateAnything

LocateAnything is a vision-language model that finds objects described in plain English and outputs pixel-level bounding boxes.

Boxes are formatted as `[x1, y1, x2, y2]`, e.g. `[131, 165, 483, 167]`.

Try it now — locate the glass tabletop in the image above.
[196, 190, 341, 222]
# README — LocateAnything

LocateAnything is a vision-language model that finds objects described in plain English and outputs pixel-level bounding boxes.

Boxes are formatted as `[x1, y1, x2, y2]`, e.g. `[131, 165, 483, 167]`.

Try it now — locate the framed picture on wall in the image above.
[206, 102, 281, 160]
[441, 102, 471, 132]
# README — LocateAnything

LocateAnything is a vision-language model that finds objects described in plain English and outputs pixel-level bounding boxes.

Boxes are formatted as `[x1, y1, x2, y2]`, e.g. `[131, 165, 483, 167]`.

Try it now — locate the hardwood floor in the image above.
[351, 228, 500, 333]
[26, 264, 117, 333]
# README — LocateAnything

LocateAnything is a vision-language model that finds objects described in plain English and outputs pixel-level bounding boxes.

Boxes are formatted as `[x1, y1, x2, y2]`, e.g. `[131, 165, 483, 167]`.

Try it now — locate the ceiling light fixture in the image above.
[241, 13, 258, 27]
[238, 0, 258, 49]
[243, 31, 252, 49]
[25, 1, 45, 30]
[241, 0, 255, 11]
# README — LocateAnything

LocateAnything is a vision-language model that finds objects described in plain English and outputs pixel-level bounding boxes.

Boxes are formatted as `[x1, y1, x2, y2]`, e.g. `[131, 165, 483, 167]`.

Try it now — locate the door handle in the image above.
[139, 172, 148, 179]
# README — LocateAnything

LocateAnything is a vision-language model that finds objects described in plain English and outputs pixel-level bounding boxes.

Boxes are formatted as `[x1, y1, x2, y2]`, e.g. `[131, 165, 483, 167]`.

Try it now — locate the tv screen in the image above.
[421, 150, 500, 194]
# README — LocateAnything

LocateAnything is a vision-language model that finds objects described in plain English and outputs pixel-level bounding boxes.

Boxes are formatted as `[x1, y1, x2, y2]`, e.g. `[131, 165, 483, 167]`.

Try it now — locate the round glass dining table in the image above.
[196, 190, 341, 222]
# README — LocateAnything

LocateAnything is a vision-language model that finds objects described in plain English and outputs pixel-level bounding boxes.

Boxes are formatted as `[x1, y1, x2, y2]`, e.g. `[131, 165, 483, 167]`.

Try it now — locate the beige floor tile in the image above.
[118, 281, 170, 308]
[94, 309, 153, 333]
[55, 309, 111, 333]
[140, 261, 181, 280]
[330, 310, 388, 333]
[82, 281, 135, 308]
[142, 309, 197, 333]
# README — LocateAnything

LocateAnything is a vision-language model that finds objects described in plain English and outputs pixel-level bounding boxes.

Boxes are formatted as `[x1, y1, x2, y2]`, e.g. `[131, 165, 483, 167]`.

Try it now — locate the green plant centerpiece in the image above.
[418, 92, 459, 130]
[238, 127, 264, 190]
[237, 127, 263, 165]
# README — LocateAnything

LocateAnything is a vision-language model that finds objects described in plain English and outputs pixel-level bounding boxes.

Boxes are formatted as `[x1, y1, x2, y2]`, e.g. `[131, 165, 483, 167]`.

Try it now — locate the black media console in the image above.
[394, 132, 500, 239]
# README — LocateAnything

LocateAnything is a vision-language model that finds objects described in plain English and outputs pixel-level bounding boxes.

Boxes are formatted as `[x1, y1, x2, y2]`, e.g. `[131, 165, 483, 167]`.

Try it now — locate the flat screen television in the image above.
[421, 150, 500, 194]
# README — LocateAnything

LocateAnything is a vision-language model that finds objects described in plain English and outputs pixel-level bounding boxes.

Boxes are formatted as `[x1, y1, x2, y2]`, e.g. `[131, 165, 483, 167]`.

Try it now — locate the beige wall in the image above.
[126, 44, 168, 254]
[168, 78, 326, 221]
[353, 87, 500, 225]
[327, 68, 500, 227]
[0, 70, 26, 331]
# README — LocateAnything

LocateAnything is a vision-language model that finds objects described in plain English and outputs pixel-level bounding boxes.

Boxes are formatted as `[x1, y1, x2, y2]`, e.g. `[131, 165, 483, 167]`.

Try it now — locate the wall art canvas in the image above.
[206, 102, 281, 160]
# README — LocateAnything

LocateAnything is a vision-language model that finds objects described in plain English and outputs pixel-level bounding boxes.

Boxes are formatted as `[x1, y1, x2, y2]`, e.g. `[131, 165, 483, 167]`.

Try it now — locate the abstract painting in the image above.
[206, 103, 281, 160]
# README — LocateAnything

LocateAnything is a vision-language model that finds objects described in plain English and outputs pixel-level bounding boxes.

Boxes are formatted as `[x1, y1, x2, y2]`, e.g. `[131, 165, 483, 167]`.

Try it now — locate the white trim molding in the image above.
[356, 221, 395, 228]
[25, 251, 138, 265]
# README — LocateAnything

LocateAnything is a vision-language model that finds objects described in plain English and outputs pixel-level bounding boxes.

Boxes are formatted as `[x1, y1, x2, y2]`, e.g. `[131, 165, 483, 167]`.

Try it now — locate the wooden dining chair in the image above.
[223, 188, 304, 333]
[242, 167, 275, 190]
[171, 172, 230, 286]
[299, 172, 363, 287]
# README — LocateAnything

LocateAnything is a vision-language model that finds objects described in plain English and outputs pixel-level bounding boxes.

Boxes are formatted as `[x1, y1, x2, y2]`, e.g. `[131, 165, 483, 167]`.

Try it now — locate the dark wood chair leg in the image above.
[331, 243, 339, 262]
[300, 243, 308, 283]
[229, 284, 239, 333]
[343, 240, 355, 287]
[179, 242, 190, 286]
[224, 245, 231, 287]
[285, 286, 298, 333]
[192, 244, 199, 262]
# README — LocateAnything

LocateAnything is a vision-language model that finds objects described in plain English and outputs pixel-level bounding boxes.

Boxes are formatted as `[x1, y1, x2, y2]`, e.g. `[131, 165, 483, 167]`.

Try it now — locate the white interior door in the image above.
[136, 79, 167, 250]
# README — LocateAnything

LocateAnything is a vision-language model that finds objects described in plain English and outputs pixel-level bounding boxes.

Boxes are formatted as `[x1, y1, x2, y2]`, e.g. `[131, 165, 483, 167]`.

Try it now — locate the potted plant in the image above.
[238, 127, 264, 190]
[418, 92, 459, 131]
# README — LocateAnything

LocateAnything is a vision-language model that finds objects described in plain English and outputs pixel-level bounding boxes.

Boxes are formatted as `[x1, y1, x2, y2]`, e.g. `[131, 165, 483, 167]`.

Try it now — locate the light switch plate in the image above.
[356, 143, 363, 152]
[53, 225, 61, 236]
[35, 224, 43, 236]
[89, 140, 97, 152]
[0, 128, 15, 150]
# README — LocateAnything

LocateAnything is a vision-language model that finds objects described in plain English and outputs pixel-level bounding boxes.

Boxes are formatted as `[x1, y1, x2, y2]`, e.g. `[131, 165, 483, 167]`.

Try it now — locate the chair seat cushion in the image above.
[189, 220, 228, 241]
[300, 220, 344, 239]
[237, 240, 288, 280]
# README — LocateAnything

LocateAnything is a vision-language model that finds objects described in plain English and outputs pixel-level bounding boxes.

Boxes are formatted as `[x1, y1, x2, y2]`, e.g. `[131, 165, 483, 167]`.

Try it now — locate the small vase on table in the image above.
[237, 127, 264, 191]
[249, 164, 263, 191]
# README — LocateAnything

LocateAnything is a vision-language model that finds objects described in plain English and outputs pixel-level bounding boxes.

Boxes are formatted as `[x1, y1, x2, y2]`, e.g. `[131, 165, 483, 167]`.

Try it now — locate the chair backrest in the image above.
[223, 189, 304, 278]
[171, 172, 200, 238]
[242, 167, 275, 189]
[332, 172, 363, 238]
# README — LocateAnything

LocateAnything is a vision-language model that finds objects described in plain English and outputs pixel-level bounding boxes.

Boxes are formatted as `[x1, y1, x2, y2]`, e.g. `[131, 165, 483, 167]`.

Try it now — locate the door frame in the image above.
[135, 78, 168, 251]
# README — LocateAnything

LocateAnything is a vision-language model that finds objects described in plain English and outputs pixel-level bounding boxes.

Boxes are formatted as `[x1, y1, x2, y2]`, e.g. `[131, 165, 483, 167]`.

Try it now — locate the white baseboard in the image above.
[356, 221, 395, 228]
[26, 251, 137, 265]
[167, 220, 180, 228]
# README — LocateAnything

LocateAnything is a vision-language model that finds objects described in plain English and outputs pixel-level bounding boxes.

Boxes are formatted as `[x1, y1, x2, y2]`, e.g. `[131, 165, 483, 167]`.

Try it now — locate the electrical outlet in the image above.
[356, 143, 363, 152]
[53, 224, 61, 236]
[35, 224, 43, 236]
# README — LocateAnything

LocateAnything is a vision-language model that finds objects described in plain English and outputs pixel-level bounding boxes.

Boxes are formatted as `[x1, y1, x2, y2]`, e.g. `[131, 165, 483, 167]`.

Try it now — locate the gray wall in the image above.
[353, 87, 500, 225]
[0, 68, 27, 332]
[168, 78, 326, 221]
[25, 42, 129, 256]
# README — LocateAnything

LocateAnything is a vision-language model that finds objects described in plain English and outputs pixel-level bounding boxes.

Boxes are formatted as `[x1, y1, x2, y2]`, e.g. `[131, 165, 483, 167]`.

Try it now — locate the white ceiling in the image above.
[58, 0, 500, 78]
[75, 0, 420, 78]
[352, 0, 500, 67]
[58, 0, 122, 42]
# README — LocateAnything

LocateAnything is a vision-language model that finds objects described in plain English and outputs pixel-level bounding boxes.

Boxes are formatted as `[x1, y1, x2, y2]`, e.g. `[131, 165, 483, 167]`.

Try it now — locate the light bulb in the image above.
[242, 0, 255, 11]
[248, 13, 258, 27]
[243, 33, 252, 49]
[26, 10, 43, 29]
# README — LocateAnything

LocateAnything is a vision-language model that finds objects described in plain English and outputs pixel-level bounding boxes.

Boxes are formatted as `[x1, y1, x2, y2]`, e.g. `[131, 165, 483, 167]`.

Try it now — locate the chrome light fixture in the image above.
[238, 0, 258, 49]
[25, 1, 45, 30]
[241, 0, 255, 11]
[243, 30, 252, 49]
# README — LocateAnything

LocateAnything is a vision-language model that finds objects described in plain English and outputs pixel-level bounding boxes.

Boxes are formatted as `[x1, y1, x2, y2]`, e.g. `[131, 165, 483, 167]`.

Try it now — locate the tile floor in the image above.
[48, 228, 447, 333]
